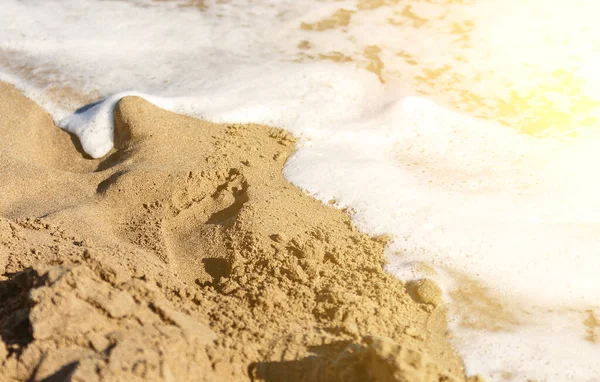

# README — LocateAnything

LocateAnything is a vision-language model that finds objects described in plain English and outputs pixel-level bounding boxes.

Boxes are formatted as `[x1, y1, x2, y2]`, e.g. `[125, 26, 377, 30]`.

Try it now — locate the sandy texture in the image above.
[0, 82, 475, 381]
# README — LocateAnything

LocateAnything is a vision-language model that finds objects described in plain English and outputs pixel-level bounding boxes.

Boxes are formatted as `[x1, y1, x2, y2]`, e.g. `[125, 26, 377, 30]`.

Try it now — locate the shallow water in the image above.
[2, 0, 600, 380]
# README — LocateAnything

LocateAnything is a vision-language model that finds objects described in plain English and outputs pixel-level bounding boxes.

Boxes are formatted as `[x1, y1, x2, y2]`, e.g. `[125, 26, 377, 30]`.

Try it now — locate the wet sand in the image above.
[0, 82, 475, 381]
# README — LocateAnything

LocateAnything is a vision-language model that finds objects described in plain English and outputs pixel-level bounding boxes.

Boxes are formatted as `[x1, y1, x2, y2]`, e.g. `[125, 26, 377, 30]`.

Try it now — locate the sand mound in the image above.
[0, 82, 473, 381]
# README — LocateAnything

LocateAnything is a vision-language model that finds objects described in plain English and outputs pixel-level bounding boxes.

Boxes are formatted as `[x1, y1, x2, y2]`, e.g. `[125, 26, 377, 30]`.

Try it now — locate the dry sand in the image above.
[0, 81, 477, 381]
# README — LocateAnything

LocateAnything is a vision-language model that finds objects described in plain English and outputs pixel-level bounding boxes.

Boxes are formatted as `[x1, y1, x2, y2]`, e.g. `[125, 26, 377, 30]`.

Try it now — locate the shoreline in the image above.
[0, 82, 472, 381]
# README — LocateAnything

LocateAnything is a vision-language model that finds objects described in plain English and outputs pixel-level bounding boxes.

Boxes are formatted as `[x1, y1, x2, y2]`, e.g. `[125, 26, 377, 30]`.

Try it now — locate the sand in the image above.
[0, 81, 476, 381]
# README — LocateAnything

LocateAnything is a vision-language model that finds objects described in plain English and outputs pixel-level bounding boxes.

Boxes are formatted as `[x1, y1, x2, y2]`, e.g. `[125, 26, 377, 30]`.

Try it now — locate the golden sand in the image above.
[0, 82, 476, 381]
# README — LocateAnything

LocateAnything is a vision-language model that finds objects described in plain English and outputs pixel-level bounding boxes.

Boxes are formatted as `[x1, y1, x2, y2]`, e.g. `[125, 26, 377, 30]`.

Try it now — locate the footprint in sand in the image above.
[161, 169, 249, 286]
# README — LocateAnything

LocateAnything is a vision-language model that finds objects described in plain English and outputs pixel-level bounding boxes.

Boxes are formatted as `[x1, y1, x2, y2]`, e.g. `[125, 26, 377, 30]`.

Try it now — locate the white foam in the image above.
[1, 0, 600, 380]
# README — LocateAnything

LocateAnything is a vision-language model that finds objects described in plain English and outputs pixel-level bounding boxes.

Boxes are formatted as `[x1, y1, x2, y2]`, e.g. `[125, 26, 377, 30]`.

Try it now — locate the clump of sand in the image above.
[0, 82, 476, 381]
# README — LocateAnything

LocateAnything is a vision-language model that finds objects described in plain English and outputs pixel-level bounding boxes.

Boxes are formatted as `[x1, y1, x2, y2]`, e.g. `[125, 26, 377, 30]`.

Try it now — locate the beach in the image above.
[1, 0, 600, 380]
[0, 82, 470, 381]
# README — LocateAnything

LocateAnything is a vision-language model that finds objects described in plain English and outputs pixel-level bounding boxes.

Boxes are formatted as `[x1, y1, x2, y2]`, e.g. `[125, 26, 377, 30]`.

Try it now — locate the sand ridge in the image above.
[0, 82, 475, 381]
